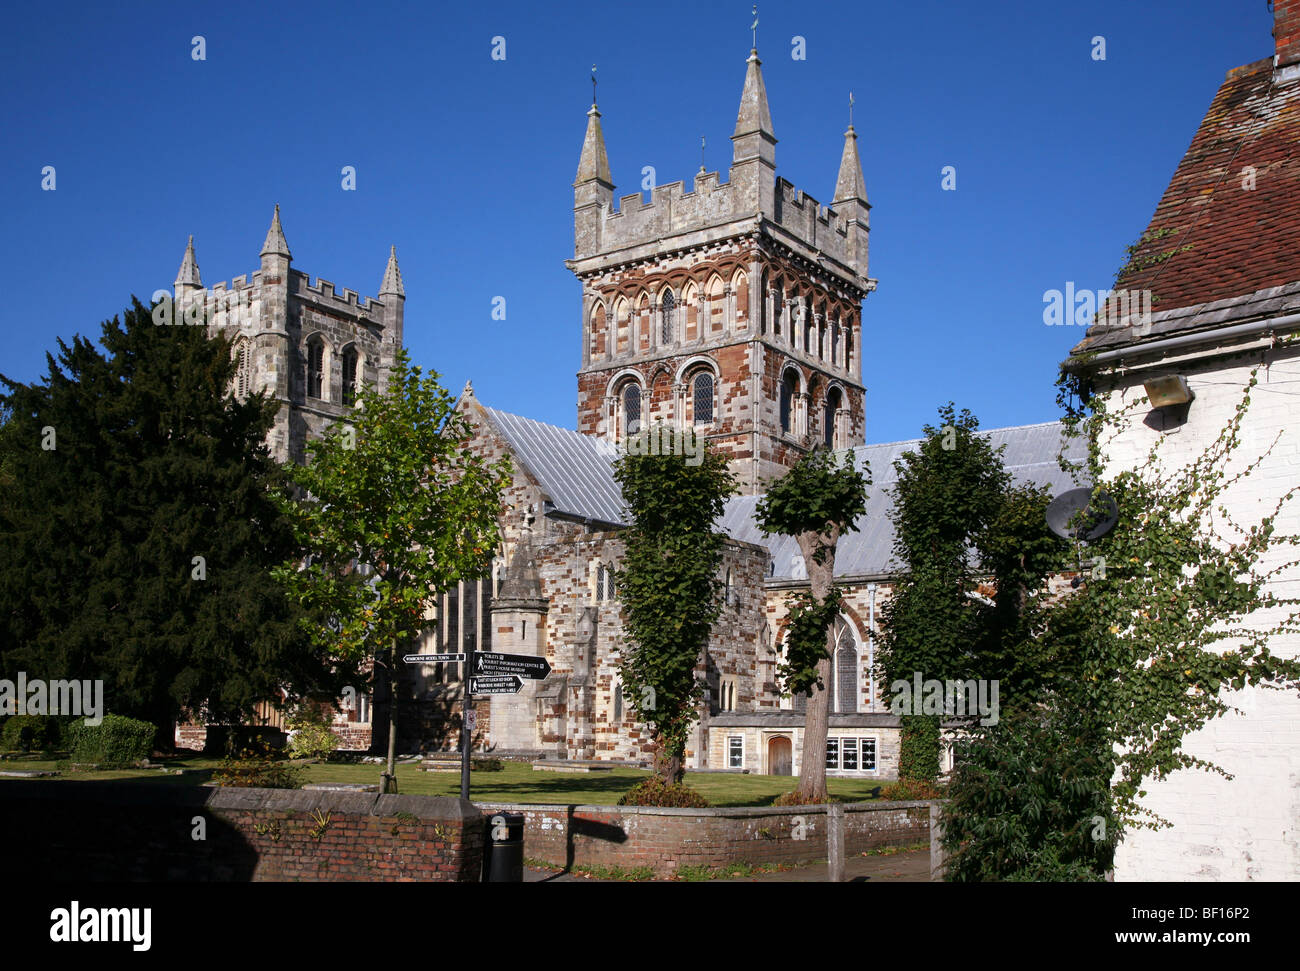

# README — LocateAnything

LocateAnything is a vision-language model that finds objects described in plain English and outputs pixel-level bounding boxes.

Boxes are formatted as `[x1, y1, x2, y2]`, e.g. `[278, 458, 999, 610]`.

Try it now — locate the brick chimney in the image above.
[1276, 0, 1300, 68]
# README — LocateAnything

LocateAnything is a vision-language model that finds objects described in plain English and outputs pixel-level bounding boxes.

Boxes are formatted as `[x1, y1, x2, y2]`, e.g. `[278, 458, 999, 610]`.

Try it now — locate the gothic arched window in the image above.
[341, 346, 359, 406]
[306, 337, 324, 399]
[234, 339, 252, 399]
[831, 616, 859, 714]
[692, 371, 714, 425]
[622, 383, 642, 436]
[824, 387, 842, 449]
[780, 370, 799, 434]
[660, 290, 675, 344]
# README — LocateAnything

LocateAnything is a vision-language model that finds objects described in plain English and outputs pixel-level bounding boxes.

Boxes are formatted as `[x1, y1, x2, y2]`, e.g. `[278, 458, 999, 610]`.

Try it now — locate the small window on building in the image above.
[728, 736, 744, 769]
[596, 563, 606, 601]
[861, 737, 876, 771]
[692, 371, 714, 425]
[661, 290, 675, 344]
[341, 346, 359, 406]
[825, 737, 839, 771]
[306, 338, 324, 399]
[614, 683, 623, 722]
[842, 737, 859, 771]
[622, 383, 642, 436]
[780, 370, 798, 434]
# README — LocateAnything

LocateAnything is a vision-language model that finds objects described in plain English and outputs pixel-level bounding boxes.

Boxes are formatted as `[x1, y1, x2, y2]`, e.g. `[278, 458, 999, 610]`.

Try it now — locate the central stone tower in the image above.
[567, 46, 876, 494]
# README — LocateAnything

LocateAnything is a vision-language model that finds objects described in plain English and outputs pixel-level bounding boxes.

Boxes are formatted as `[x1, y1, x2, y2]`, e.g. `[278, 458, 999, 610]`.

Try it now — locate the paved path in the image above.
[522, 847, 931, 883]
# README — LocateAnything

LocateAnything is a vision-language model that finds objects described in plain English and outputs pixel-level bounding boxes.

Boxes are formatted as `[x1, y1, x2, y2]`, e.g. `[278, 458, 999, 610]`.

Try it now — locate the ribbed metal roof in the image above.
[480, 405, 1087, 578]
[725, 421, 1090, 578]
[482, 406, 628, 526]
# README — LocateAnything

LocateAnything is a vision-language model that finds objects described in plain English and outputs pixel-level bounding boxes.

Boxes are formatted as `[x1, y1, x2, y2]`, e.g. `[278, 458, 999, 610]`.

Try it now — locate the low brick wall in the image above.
[0, 781, 483, 881]
[479, 800, 932, 875]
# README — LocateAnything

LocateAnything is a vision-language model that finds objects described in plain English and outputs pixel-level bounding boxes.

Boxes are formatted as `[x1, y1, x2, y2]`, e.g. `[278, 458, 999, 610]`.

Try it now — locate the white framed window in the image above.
[842, 737, 859, 771]
[861, 737, 877, 771]
[728, 736, 744, 769]
[825, 737, 839, 771]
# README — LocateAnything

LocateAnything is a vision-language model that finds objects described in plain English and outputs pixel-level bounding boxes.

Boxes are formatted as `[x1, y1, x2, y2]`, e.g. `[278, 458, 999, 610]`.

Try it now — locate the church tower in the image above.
[567, 46, 875, 493]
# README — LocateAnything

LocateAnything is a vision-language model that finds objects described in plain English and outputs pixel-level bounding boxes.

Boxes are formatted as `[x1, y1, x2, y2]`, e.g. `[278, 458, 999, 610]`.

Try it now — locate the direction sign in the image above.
[469, 674, 524, 695]
[403, 653, 465, 664]
[472, 652, 551, 680]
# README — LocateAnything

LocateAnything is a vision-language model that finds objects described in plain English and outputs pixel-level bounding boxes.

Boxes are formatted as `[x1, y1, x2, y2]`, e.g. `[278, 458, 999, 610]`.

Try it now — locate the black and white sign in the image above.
[472, 652, 551, 680]
[469, 674, 524, 695]
[403, 653, 465, 664]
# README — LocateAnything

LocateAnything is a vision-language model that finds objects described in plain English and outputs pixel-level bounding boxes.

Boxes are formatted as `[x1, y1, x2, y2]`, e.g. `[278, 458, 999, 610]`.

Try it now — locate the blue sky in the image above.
[0, 0, 1274, 443]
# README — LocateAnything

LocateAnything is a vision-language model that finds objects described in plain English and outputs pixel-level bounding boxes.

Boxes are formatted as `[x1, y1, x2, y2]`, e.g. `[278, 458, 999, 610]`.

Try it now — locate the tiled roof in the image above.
[1073, 57, 1300, 356]
[481, 404, 1086, 581]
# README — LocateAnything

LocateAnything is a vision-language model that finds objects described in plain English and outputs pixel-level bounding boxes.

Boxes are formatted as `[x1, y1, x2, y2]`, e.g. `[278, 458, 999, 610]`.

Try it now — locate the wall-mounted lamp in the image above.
[1143, 374, 1194, 408]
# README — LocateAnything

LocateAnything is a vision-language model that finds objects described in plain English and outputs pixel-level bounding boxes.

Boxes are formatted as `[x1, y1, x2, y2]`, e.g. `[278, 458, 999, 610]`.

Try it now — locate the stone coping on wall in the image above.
[477, 798, 936, 817]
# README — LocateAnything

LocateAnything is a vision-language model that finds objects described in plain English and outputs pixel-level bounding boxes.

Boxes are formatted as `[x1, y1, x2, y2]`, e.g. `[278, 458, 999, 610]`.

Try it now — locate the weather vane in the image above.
[751, 5, 759, 50]
[592, 63, 597, 106]
[849, 91, 855, 127]
[700, 134, 706, 172]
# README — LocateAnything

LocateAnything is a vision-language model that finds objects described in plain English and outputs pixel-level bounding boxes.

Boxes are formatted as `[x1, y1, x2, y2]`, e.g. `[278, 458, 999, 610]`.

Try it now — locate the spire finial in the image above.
[591, 63, 597, 107]
[751, 4, 759, 52]
[261, 203, 291, 260]
[175, 234, 201, 289]
[700, 134, 707, 174]
[849, 91, 855, 129]
[380, 245, 404, 297]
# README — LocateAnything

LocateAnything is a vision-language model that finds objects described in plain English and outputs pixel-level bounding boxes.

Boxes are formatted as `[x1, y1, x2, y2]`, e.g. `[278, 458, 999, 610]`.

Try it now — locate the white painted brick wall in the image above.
[1101, 349, 1300, 880]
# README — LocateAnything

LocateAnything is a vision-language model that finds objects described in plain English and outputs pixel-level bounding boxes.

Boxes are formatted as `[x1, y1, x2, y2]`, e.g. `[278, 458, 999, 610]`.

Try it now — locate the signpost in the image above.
[403, 649, 551, 800]
[469, 674, 524, 695]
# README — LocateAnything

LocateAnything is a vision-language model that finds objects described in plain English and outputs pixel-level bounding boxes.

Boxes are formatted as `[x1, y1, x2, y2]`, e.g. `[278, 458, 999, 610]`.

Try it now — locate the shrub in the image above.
[211, 740, 304, 789]
[879, 779, 947, 801]
[940, 696, 1116, 882]
[66, 714, 155, 767]
[772, 789, 831, 807]
[286, 705, 339, 760]
[617, 776, 711, 808]
[471, 758, 503, 772]
[1, 715, 64, 753]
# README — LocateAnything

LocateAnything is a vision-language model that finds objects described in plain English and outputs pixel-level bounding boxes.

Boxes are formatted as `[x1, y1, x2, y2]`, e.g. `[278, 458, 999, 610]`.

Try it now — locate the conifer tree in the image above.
[0, 298, 340, 745]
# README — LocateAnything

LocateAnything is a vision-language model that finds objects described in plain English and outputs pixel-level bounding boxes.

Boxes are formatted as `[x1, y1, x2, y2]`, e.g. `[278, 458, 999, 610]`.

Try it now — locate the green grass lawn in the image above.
[0, 753, 892, 807]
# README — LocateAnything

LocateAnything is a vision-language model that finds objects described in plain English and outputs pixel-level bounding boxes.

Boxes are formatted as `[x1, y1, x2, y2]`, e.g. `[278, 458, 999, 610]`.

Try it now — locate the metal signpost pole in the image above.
[460, 644, 475, 802]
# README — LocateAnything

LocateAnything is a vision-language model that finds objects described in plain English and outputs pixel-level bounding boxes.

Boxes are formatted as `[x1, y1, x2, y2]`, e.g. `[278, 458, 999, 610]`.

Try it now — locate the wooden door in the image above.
[769, 736, 792, 776]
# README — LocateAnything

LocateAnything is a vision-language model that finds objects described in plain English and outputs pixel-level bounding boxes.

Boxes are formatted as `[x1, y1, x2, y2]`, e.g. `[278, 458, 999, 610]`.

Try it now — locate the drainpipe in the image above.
[867, 583, 877, 712]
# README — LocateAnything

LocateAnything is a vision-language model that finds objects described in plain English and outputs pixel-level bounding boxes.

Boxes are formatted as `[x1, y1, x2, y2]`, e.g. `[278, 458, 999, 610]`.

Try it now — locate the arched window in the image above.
[234, 339, 252, 399]
[692, 371, 714, 425]
[780, 370, 799, 434]
[596, 563, 606, 601]
[831, 616, 859, 714]
[306, 337, 324, 399]
[622, 383, 642, 435]
[614, 683, 624, 722]
[341, 346, 359, 406]
[660, 290, 675, 344]
[824, 387, 842, 449]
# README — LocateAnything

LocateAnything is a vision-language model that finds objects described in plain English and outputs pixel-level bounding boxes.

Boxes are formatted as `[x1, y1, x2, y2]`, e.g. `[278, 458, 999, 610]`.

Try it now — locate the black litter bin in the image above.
[483, 812, 524, 882]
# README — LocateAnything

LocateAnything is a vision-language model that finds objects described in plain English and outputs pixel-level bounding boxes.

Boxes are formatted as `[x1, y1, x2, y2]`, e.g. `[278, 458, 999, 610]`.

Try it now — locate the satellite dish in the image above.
[1046, 488, 1118, 543]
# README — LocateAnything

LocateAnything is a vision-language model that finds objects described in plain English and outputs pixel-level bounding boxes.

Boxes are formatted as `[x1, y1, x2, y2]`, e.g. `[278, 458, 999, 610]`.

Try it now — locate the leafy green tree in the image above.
[274, 351, 511, 793]
[756, 448, 868, 804]
[612, 424, 736, 787]
[877, 404, 1011, 784]
[942, 693, 1116, 881]
[0, 298, 336, 745]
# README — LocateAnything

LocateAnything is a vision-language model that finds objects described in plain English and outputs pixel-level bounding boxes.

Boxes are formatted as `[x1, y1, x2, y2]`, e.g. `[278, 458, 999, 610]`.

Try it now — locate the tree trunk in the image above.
[382, 640, 399, 793]
[655, 743, 684, 786]
[794, 527, 839, 804]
